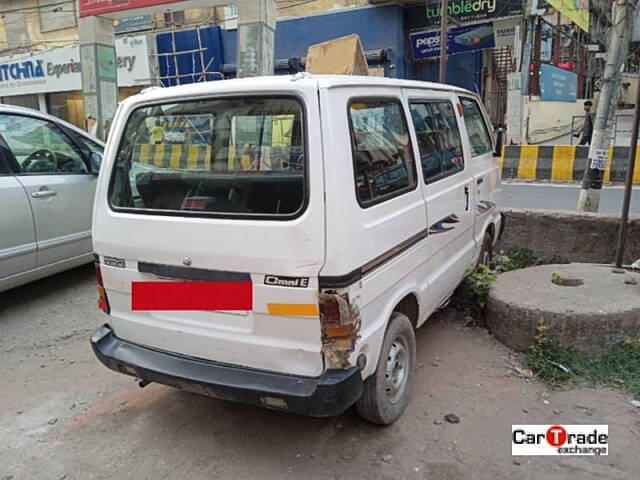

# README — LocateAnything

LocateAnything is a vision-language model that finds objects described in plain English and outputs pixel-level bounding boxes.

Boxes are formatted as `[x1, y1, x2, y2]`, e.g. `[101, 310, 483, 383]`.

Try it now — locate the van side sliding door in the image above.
[457, 95, 501, 250]
[403, 89, 475, 312]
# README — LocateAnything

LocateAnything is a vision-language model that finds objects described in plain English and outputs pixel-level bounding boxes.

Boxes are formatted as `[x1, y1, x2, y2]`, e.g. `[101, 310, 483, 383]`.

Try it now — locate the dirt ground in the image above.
[1, 265, 639, 480]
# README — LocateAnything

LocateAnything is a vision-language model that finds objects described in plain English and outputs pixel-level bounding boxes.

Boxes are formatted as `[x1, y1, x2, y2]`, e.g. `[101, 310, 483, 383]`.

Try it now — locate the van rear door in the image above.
[93, 85, 326, 377]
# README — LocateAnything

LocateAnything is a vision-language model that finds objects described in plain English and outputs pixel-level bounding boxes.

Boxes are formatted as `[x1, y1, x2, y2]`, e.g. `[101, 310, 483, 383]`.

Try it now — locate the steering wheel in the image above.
[22, 149, 56, 171]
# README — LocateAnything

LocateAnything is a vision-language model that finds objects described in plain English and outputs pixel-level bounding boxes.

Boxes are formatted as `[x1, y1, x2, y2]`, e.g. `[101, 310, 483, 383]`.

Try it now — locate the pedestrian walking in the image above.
[574, 100, 594, 145]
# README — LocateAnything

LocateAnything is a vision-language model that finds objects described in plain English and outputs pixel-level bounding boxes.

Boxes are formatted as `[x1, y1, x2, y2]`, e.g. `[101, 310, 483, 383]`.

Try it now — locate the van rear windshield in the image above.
[109, 96, 306, 218]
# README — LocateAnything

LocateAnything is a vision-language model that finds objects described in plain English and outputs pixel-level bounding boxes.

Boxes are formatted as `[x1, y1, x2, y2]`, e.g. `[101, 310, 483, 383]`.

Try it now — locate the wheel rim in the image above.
[384, 335, 410, 404]
[480, 239, 492, 266]
[481, 248, 491, 265]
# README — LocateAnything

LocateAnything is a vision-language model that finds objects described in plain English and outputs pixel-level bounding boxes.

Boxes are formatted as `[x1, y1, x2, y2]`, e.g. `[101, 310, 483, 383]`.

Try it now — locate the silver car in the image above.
[0, 105, 104, 293]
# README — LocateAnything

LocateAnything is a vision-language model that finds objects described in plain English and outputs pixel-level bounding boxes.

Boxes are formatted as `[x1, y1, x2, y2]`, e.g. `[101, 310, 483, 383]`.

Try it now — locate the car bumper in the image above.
[90, 324, 363, 417]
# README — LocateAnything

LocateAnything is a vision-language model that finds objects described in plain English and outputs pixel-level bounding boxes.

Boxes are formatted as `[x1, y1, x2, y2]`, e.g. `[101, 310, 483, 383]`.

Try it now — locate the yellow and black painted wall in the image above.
[499, 145, 640, 184]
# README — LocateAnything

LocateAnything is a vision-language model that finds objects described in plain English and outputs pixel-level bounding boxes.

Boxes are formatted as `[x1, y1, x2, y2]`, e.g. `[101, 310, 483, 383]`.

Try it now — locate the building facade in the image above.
[0, 1, 525, 131]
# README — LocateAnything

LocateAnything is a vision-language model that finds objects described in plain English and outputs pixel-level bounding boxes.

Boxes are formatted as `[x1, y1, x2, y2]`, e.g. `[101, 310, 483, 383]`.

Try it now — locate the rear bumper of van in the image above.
[90, 324, 363, 417]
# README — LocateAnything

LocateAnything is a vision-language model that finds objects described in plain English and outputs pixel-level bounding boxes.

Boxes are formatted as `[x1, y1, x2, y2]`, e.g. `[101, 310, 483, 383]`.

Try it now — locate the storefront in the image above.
[0, 35, 153, 130]
[404, 1, 522, 125]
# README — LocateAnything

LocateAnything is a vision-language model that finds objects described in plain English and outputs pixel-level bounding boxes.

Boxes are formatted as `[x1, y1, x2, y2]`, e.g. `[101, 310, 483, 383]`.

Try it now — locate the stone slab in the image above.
[486, 263, 640, 352]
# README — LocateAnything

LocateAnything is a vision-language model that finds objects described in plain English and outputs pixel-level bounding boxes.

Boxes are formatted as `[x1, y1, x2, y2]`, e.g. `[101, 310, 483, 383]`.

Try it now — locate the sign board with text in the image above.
[0, 36, 151, 96]
[410, 22, 495, 60]
[114, 15, 154, 34]
[405, 1, 522, 30]
[539, 63, 577, 102]
[79, 0, 181, 18]
[494, 17, 520, 48]
[546, 0, 590, 33]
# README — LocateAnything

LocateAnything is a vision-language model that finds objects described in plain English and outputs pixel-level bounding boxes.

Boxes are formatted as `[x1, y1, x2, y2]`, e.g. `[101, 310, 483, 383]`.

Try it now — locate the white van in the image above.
[91, 75, 502, 424]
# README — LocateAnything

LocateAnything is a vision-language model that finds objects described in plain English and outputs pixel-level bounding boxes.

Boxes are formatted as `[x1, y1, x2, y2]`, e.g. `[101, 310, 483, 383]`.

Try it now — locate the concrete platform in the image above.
[486, 263, 640, 352]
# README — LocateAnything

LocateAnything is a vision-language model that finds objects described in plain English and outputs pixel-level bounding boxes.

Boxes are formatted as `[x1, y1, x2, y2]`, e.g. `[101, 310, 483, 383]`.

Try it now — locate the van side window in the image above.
[460, 98, 492, 157]
[409, 101, 464, 184]
[348, 99, 416, 206]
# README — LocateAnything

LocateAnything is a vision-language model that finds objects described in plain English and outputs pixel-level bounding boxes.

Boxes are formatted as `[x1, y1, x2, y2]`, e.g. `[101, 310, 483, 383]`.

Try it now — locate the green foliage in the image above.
[452, 264, 496, 318]
[526, 323, 640, 397]
[492, 247, 540, 273]
[451, 246, 567, 320]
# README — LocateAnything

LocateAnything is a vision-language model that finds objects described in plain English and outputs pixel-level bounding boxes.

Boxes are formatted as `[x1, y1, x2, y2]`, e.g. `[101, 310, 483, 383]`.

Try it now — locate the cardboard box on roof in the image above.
[305, 34, 370, 76]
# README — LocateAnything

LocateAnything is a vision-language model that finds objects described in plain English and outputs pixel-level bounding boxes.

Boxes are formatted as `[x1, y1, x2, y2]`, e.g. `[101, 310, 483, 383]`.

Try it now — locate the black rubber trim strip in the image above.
[91, 325, 363, 418]
[498, 212, 507, 240]
[318, 268, 363, 289]
[319, 228, 428, 289]
[138, 262, 251, 282]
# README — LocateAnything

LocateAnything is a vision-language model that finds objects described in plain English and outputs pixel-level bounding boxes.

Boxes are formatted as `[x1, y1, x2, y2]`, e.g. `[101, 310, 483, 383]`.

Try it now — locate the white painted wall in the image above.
[524, 96, 589, 144]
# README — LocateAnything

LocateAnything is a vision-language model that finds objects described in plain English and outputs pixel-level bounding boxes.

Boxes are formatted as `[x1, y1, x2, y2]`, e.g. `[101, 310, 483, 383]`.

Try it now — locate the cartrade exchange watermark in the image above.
[512, 425, 608, 456]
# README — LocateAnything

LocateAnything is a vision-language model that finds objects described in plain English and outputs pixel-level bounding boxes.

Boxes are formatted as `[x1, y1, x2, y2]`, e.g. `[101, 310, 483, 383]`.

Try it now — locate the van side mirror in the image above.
[493, 127, 504, 157]
[89, 151, 102, 175]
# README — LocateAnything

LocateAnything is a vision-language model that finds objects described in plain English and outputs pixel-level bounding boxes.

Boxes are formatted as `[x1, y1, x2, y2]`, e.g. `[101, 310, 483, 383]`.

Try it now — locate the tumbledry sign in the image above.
[405, 0, 522, 30]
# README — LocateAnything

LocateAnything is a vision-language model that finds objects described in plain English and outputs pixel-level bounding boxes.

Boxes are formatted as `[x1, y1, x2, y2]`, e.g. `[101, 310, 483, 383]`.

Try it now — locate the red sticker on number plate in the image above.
[131, 282, 253, 311]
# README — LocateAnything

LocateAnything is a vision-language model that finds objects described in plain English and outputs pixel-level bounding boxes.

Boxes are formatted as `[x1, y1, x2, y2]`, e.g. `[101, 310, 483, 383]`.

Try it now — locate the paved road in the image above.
[502, 182, 640, 214]
[2, 266, 639, 479]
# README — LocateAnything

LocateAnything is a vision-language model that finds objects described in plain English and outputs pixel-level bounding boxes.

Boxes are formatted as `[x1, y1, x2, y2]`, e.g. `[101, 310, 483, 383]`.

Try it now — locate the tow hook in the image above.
[138, 379, 151, 388]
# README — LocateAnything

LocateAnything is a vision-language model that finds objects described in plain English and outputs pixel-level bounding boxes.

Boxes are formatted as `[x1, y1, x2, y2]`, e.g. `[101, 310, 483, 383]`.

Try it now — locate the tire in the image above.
[356, 312, 416, 425]
[476, 231, 493, 269]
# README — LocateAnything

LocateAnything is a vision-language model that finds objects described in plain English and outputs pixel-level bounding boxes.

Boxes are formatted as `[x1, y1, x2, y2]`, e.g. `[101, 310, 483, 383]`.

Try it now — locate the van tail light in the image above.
[319, 295, 352, 337]
[94, 258, 111, 315]
[319, 293, 361, 368]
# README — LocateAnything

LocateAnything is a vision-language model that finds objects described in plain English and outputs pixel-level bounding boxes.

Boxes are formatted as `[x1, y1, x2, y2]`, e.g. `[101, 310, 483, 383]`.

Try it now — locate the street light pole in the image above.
[439, 0, 448, 83]
[614, 67, 640, 267]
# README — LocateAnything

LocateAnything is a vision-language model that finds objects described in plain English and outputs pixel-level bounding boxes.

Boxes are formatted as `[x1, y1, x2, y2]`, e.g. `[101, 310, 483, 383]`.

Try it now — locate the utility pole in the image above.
[237, 0, 276, 77]
[615, 59, 640, 267]
[577, 0, 636, 211]
[439, 0, 448, 83]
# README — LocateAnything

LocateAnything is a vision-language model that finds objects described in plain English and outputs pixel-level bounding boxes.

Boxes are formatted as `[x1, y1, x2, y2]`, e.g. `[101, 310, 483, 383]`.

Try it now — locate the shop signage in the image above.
[0, 47, 81, 96]
[406, 0, 522, 30]
[115, 35, 152, 86]
[0, 36, 151, 96]
[545, 0, 590, 33]
[494, 17, 520, 48]
[539, 63, 577, 102]
[410, 22, 496, 60]
[79, 0, 181, 18]
[114, 15, 154, 34]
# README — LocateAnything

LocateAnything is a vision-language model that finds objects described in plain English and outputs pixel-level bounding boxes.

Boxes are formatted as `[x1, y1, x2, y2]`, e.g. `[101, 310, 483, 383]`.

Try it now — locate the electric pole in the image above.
[577, 0, 636, 211]
[439, 0, 448, 83]
[615, 55, 640, 267]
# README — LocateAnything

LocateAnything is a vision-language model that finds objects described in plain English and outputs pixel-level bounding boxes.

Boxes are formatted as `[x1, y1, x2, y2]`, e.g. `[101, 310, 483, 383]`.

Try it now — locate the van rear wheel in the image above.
[356, 312, 416, 425]
[477, 232, 493, 269]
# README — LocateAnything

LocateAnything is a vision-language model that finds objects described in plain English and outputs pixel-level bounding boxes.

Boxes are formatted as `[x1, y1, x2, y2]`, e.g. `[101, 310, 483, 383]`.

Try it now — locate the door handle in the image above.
[31, 189, 57, 199]
[464, 185, 469, 211]
[477, 177, 484, 185]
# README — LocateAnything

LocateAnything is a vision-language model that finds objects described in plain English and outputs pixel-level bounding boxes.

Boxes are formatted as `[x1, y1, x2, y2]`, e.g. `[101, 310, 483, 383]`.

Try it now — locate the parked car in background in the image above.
[91, 75, 502, 424]
[0, 105, 104, 293]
